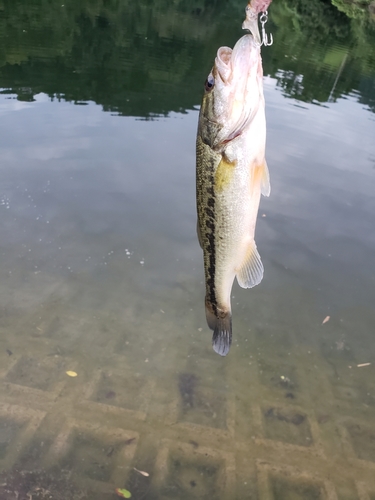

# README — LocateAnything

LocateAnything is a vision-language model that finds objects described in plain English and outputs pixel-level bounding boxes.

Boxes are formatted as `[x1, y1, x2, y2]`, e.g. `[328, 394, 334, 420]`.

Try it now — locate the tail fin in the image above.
[212, 316, 232, 356]
[205, 300, 232, 356]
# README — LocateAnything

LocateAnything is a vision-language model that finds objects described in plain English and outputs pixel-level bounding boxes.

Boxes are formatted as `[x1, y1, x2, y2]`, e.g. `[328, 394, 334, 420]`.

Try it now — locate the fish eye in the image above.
[204, 74, 215, 92]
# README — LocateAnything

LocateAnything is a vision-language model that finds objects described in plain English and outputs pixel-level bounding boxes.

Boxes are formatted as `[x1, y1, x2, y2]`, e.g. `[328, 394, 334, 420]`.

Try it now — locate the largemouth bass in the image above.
[196, 0, 272, 356]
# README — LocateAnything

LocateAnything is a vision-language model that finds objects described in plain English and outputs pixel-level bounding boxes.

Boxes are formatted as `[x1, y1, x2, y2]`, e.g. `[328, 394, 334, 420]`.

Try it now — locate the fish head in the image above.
[199, 33, 263, 150]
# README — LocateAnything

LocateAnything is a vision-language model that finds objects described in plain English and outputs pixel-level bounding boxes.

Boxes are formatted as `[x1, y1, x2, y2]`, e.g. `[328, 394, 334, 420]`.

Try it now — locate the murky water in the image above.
[1, 1, 375, 499]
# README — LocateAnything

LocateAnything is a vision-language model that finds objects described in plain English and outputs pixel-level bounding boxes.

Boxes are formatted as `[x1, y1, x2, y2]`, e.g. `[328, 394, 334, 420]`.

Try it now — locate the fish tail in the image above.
[212, 316, 232, 356]
[205, 301, 232, 356]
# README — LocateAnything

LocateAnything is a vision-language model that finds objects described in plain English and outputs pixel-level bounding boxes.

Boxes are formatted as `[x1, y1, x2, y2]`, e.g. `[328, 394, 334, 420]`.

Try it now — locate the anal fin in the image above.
[236, 240, 264, 288]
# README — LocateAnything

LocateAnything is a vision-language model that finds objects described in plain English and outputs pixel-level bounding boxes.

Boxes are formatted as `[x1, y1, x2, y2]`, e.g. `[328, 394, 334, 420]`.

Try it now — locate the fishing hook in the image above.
[260, 10, 273, 46]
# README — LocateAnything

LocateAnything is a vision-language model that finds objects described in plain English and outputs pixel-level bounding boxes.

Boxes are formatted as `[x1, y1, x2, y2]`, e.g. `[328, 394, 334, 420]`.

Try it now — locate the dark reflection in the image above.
[0, 0, 374, 117]
[267, 0, 375, 111]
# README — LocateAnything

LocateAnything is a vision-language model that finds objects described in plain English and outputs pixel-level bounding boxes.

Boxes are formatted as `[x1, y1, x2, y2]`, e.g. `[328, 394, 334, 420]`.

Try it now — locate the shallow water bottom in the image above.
[0, 258, 375, 500]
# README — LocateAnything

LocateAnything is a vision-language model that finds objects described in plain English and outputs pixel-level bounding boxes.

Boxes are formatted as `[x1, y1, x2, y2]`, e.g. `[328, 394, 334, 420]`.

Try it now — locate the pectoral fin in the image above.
[236, 240, 264, 288]
[261, 160, 271, 197]
[250, 160, 270, 197]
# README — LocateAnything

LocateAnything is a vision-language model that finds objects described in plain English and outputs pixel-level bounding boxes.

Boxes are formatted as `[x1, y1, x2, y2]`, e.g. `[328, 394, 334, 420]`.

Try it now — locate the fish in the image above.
[196, 0, 272, 356]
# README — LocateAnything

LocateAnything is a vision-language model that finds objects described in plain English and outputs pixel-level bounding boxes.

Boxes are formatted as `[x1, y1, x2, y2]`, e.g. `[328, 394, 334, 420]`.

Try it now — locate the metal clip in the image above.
[259, 10, 273, 47]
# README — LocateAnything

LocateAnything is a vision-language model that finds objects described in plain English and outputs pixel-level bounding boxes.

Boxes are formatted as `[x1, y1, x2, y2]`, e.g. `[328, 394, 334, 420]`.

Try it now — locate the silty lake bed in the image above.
[0, 1, 375, 499]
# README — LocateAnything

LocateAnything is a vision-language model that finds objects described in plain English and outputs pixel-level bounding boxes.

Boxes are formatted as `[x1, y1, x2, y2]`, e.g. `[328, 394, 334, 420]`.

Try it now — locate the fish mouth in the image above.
[213, 34, 260, 144]
[215, 34, 258, 85]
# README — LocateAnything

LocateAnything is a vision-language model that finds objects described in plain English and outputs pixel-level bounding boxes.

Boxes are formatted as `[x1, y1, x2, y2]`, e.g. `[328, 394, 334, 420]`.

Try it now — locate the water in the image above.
[0, 1, 375, 499]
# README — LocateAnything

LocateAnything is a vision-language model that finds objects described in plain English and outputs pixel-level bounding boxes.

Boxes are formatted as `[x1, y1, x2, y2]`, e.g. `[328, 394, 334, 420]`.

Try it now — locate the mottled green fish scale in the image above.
[196, 135, 221, 317]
